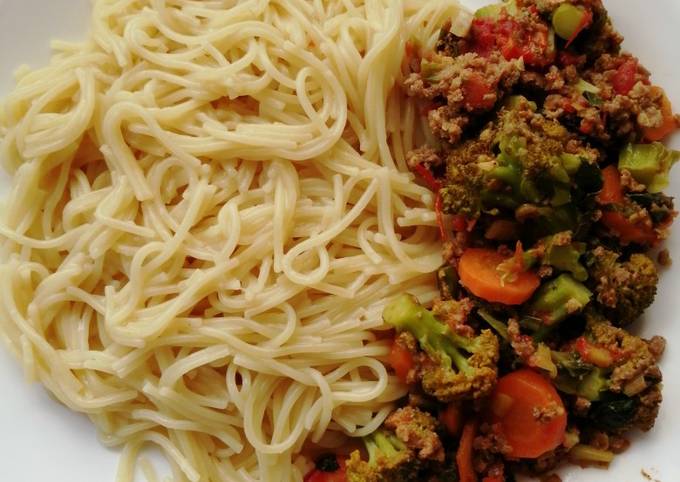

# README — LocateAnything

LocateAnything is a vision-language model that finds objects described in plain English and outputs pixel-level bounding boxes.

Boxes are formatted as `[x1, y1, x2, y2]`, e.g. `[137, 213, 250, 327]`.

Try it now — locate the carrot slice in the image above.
[597, 166, 658, 245]
[441, 403, 463, 436]
[488, 369, 567, 459]
[643, 88, 677, 142]
[458, 248, 541, 305]
[457, 422, 478, 482]
[600, 211, 658, 246]
[597, 165, 624, 204]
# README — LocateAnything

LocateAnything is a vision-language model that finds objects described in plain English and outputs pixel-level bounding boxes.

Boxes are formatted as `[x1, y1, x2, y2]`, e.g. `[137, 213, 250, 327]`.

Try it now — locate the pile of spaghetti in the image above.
[0, 1, 471, 481]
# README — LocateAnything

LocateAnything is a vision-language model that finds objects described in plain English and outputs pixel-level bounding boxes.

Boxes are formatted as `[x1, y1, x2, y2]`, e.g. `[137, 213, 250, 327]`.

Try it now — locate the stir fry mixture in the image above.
[304, 1, 679, 481]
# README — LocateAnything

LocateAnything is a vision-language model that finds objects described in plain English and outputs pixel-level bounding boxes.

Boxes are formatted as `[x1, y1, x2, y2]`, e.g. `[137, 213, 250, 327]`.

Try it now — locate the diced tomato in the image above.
[452, 214, 468, 232]
[562, 98, 577, 114]
[500, 37, 524, 61]
[463, 73, 495, 110]
[574, 337, 614, 368]
[469, 17, 553, 67]
[579, 119, 595, 135]
[404, 41, 419, 65]
[612, 59, 639, 95]
[402, 41, 421, 74]
[304, 457, 346, 482]
[470, 19, 498, 57]
[413, 163, 442, 192]
[389, 340, 415, 382]
[597, 166, 625, 204]
[435, 193, 450, 241]
[558, 50, 584, 67]
[598, 166, 658, 245]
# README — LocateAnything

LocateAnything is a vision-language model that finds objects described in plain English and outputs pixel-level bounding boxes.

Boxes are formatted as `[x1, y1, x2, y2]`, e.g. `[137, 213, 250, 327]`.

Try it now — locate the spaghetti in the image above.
[0, 1, 470, 480]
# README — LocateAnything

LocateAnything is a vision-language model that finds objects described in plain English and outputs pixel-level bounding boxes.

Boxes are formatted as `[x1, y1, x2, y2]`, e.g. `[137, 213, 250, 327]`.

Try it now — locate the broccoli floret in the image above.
[585, 316, 664, 397]
[551, 351, 608, 401]
[526, 274, 593, 326]
[440, 100, 601, 232]
[383, 295, 500, 402]
[587, 385, 663, 434]
[554, 314, 665, 433]
[587, 247, 658, 326]
[618, 142, 679, 193]
[521, 232, 588, 281]
[346, 406, 446, 482]
[346, 431, 417, 482]
[383, 407, 445, 461]
[541, 234, 589, 281]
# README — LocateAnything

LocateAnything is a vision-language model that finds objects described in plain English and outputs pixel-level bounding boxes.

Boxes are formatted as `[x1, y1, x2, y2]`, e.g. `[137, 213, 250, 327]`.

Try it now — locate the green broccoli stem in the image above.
[366, 432, 404, 463]
[477, 309, 509, 341]
[619, 142, 680, 193]
[551, 352, 608, 401]
[569, 444, 615, 464]
[383, 295, 474, 375]
[527, 274, 592, 325]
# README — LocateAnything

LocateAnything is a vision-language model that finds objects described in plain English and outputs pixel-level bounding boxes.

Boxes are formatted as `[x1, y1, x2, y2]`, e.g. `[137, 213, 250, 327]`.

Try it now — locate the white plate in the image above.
[0, 1, 678, 481]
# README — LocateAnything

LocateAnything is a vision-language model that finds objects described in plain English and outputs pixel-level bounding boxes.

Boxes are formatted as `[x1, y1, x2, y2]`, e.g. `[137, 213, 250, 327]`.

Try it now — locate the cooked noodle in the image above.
[0, 1, 470, 480]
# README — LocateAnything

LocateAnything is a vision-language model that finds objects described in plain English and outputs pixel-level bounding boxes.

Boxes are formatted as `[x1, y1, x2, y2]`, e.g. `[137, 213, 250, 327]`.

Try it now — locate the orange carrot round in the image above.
[488, 369, 567, 459]
[458, 248, 541, 305]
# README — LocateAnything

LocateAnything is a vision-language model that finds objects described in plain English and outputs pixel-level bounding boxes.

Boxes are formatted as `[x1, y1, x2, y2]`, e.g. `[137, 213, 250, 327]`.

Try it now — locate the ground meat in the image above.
[609, 435, 631, 454]
[647, 336, 666, 361]
[620, 169, 647, 193]
[518, 447, 567, 475]
[540, 50, 667, 143]
[474, 423, 513, 456]
[404, 52, 523, 144]
[533, 401, 567, 424]
[406, 145, 442, 170]
[573, 397, 592, 417]
[384, 406, 445, 461]
[657, 249, 672, 267]
[427, 105, 469, 144]
[508, 318, 537, 362]
[540, 474, 563, 482]
[432, 298, 476, 335]
[634, 385, 663, 431]
[589, 431, 609, 450]
[442, 233, 469, 264]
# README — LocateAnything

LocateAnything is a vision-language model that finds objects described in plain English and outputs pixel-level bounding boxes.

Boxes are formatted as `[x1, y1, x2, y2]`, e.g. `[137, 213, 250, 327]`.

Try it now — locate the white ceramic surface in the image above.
[0, 1, 678, 481]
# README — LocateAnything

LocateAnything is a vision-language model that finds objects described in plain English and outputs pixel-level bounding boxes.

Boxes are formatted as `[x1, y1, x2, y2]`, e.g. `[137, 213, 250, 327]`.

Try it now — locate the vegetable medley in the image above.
[304, 1, 679, 481]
